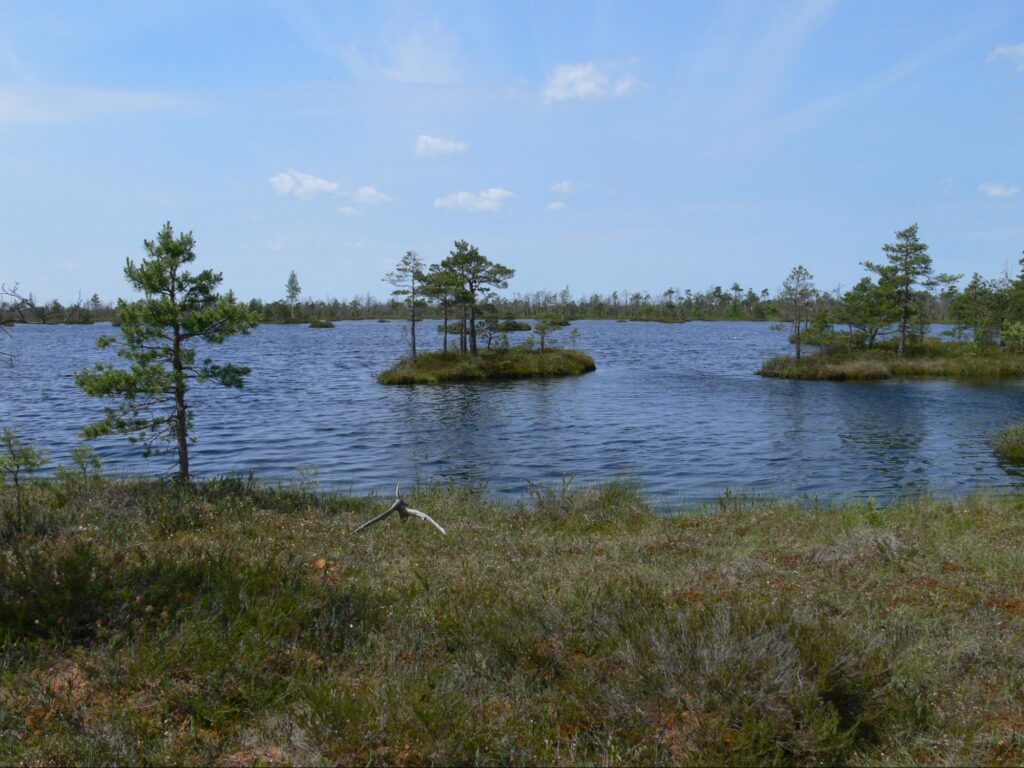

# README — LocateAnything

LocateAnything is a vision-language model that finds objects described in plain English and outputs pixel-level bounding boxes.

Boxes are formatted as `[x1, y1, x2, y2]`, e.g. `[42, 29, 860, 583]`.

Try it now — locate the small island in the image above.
[759, 225, 1024, 382]
[379, 348, 596, 384]
[378, 243, 595, 384]
[758, 339, 1024, 381]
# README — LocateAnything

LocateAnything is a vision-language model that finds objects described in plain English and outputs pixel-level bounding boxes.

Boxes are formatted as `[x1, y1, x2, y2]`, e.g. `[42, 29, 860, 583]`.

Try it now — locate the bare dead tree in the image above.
[353, 483, 447, 535]
[1, 283, 29, 364]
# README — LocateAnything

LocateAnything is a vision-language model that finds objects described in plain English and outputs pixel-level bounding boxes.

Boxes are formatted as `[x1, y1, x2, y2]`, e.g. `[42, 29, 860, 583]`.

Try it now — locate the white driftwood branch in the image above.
[353, 483, 447, 535]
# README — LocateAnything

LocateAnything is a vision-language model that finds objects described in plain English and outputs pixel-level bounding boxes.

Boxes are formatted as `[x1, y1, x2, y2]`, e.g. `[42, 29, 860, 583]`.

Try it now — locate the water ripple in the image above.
[3, 321, 1024, 500]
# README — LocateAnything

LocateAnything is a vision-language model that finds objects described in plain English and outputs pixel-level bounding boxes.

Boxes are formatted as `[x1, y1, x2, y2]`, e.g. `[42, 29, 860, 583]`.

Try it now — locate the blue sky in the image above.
[1, 0, 1022, 304]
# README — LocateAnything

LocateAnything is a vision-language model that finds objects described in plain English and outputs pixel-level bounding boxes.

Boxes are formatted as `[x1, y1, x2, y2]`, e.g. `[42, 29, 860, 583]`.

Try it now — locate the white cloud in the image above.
[0, 84, 189, 123]
[987, 43, 1024, 73]
[269, 169, 339, 198]
[543, 62, 637, 104]
[338, 206, 358, 215]
[978, 182, 1020, 198]
[352, 186, 391, 204]
[546, 201, 567, 212]
[416, 134, 468, 157]
[435, 188, 514, 212]
[551, 180, 576, 194]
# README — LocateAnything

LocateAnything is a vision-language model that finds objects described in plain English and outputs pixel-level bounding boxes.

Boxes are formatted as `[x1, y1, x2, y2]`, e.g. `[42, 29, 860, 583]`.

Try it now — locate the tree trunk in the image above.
[442, 301, 449, 353]
[469, 305, 478, 354]
[172, 326, 190, 483]
[409, 284, 417, 361]
[794, 314, 802, 360]
[898, 285, 909, 356]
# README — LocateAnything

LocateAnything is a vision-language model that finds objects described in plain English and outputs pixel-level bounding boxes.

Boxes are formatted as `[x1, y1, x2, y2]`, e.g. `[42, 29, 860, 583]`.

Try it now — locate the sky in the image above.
[1, 0, 1022, 304]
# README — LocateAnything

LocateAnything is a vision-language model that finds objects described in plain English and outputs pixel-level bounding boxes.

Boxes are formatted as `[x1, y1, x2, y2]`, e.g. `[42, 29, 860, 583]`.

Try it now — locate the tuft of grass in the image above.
[2, 478, 1024, 764]
[759, 338, 1024, 380]
[308, 319, 335, 328]
[378, 347, 597, 384]
[994, 424, 1024, 463]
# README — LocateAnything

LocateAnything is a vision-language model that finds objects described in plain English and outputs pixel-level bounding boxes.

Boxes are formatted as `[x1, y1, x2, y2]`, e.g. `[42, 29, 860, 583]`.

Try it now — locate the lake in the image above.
[2, 320, 1024, 501]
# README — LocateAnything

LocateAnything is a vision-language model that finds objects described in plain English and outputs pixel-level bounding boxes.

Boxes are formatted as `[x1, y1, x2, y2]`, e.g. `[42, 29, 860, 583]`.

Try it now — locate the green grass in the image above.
[307, 319, 335, 328]
[1, 477, 1023, 764]
[994, 424, 1024, 463]
[378, 348, 597, 384]
[759, 339, 1024, 381]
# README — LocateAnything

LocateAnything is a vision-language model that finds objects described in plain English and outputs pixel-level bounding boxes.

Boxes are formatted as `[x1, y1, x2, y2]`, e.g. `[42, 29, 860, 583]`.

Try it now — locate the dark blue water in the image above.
[2, 320, 1024, 501]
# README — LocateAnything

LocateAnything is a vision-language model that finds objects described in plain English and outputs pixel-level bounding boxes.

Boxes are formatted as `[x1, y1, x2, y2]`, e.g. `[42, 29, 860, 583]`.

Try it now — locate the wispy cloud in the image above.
[979, 182, 1020, 198]
[416, 134, 468, 157]
[543, 62, 638, 104]
[269, 169, 339, 198]
[762, 18, 991, 144]
[724, 0, 837, 119]
[378, 23, 461, 84]
[546, 201, 567, 212]
[290, 9, 462, 85]
[987, 43, 1024, 73]
[352, 186, 391, 204]
[435, 188, 514, 212]
[0, 39, 23, 71]
[338, 206, 358, 215]
[551, 180, 576, 194]
[0, 84, 190, 123]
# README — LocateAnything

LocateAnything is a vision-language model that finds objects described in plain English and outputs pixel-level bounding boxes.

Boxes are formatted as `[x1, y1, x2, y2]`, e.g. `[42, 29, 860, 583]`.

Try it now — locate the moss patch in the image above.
[378, 348, 596, 384]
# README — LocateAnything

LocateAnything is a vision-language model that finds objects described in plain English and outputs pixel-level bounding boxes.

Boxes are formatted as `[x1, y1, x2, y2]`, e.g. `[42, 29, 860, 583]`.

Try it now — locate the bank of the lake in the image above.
[759, 340, 1024, 381]
[378, 347, 596, 384]
[2, 478, 1022, 765]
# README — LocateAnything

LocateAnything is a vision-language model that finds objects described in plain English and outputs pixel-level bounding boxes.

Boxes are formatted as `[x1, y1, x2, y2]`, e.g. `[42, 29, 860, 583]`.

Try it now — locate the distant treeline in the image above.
[1, 284, 789, 325]
[0, 241, 1008, 335]
[241, 284, 784, 324]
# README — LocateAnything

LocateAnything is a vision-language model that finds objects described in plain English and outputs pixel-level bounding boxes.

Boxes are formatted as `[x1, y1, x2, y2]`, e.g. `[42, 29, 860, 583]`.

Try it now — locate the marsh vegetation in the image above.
[759, 338, 1024, 380]
[2, 475, 1023, 764]
[378, 348, 596, 384]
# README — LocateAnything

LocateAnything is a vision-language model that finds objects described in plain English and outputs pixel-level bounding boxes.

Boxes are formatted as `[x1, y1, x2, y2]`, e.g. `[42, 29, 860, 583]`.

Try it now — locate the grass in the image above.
[307, 319, 335, 329]
[378, 347, 597, 384]
[1, 476, 1023, 764]
[994, 424, 1024, 463]
[759, 338, 1024, 381]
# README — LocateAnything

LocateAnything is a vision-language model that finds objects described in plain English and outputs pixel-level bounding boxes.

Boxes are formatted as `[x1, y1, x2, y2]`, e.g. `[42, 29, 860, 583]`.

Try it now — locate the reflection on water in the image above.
[2, 320, 1024, 501]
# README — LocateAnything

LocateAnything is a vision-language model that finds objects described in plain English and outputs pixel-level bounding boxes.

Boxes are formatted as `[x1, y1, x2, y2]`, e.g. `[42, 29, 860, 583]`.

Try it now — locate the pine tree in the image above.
[385, 251, 426, 360]
[440, 241, 514, 354]
[779, 266, 817, 360]
[76, 222, 259, 482]
[863, 224, 932, 355]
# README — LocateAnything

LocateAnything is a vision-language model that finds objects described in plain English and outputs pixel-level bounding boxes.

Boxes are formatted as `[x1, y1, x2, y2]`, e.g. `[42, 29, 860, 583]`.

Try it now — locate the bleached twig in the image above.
[353, 482, 447, 535]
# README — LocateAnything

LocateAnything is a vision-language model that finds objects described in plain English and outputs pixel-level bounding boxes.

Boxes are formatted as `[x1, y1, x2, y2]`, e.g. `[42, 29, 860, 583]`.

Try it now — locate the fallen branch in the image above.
[353, 483, 447, 535]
